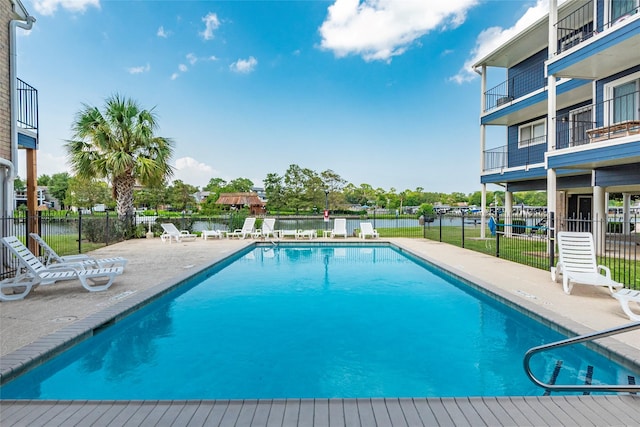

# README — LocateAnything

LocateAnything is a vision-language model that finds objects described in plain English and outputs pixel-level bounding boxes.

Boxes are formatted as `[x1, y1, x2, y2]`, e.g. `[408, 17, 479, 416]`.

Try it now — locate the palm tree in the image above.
[65, 95, 174, 219]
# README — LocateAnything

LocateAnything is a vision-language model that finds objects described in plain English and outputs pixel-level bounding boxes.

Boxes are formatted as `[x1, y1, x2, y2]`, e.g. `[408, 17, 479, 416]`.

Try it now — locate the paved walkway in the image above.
[1, 237, 639, 426]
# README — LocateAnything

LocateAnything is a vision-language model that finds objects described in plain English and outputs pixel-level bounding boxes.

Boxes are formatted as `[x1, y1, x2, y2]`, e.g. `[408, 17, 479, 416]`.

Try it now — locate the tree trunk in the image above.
[114, 174, 136, 220]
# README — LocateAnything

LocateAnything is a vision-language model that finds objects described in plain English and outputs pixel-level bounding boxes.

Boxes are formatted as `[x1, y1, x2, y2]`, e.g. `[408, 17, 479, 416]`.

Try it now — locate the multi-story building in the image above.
[1, 0, 36, 216]
[476, 0, 640, 246]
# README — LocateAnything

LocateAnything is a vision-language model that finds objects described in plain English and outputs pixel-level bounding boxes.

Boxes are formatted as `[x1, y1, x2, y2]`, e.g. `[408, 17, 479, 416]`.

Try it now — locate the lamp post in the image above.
[324, 189, 330, 231]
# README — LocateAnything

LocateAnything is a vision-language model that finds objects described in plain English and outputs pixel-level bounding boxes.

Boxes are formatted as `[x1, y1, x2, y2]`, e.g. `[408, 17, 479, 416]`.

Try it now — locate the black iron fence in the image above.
[2, 210, 638, 290]
[1, 211, 135, 279]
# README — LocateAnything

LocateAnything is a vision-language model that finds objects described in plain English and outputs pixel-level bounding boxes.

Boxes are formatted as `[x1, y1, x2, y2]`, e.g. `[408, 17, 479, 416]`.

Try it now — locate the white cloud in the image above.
[33, 0, 100, 16]
[186, 53, 198, 65]
[173, 157, 218, 188]
[170, 72, 180, 80]
[318, 0, 478, 62]
[200, 12, 220, 40]
[451, 0, 560, 84]
[127, 63, 150, 74]
[157, 26, 170, 38]
[230, 56, 258, 74]
[178, 64, 188, 72]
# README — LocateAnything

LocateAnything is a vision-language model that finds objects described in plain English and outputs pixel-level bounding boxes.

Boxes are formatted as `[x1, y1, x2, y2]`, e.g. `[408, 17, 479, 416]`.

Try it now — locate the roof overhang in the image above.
[473, 0, 580, 69]
[11, 0, 30, 20]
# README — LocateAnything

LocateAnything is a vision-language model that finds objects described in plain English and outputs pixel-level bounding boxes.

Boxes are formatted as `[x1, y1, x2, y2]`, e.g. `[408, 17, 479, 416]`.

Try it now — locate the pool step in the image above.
[543, 360, 563, 396]
[543, 361, 637, 395]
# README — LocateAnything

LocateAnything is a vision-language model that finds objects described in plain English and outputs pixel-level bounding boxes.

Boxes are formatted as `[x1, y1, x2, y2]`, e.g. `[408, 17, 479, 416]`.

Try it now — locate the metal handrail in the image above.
[524, 321, 640, 393]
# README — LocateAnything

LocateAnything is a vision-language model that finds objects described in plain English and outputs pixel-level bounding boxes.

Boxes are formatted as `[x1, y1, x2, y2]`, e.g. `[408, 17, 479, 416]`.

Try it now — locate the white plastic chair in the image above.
[1, 236, 123, 301]
[612, 289, 640, 321]
[331, 218, 348, 238]
[552, 231, 623, 295]
[29, 233, 128, 269]
[227, 217, 256, 239]
[160, 223, 197, 243]
[358, 222, 379, 239]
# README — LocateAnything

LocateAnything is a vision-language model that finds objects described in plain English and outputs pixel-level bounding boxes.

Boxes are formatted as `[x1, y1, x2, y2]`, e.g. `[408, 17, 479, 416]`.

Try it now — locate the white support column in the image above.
[480, 65, 487, 238]
[623, 192, 631, 235]
[547, 0, 558, 253]
[593, 186, 606, 255]
[505, 191, 513, 237]
[481, 184, 487, 239]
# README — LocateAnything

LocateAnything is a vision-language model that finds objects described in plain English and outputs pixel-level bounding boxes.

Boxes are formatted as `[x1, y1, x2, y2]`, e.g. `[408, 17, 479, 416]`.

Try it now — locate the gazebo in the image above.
[215, 192, 266, 215]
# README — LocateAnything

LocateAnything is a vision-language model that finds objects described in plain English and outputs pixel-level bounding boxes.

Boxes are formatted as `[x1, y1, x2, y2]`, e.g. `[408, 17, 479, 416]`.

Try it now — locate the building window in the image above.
[604, 73, 639, 125]
[610, 0, 638, 23]
[518, 119, 546, 148]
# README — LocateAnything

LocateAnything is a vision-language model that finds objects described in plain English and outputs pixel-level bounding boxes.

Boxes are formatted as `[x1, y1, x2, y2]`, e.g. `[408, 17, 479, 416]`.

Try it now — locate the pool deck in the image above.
[1, 237, 639, 426]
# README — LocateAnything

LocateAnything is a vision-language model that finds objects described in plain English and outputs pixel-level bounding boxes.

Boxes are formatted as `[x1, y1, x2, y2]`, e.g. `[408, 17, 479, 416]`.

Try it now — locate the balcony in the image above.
[483, 136, 546, 173]
[555, 89, 639, 150]
[483, 61, 546, 113]
[555, 0, 594, 55]
[16, 78, 38, 149]
[555, 0, 640, 55]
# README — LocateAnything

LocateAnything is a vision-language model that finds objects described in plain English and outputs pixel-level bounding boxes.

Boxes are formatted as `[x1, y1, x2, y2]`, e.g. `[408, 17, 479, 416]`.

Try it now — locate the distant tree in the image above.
[48, 172, 71, 208]
[134, 185, 167, 214]
[13, 176, 26, 191]
[64, 177, 111, 211]
[38, 174, 51, 187]
[320, 169, 346, 209]
[264, 173, 285, 212]
[203, 178, 227, 192]
[66, 94, 174, 219]
[223, 178, 254, 193]
[167, 180, 198, 211]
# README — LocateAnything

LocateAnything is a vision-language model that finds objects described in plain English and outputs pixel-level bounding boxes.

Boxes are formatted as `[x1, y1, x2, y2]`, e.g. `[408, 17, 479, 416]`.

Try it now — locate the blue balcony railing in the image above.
[483, 61, 546, 112]
[483, 138, 546, 172]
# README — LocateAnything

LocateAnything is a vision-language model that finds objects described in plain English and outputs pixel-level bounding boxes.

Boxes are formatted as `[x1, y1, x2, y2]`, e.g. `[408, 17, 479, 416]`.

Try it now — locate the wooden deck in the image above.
[2, 395, 640, 426]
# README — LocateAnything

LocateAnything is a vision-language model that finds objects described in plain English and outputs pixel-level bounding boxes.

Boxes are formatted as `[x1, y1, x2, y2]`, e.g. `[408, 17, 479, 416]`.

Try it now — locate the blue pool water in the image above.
[1, 245, 637, 399]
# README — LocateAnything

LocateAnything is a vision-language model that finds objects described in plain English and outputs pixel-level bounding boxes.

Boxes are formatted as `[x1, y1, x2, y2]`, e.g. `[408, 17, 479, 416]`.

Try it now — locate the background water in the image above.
[1, 246, 636, 399]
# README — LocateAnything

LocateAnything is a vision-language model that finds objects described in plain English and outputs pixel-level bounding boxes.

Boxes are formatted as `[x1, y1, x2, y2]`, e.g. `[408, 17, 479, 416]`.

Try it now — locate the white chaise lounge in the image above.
[552, 231, 623, 295]
[160, 223, 197, 243]
[29, 233, 128, 269]
[612, 289, 640, 321]
[358, 222, 379, 239]
[252, 218, 276, 239]
[1, 236, 123, 301]
[202, 229, 225, 240]
[227, 217, 256, 239]
[331, 218, 348, 239]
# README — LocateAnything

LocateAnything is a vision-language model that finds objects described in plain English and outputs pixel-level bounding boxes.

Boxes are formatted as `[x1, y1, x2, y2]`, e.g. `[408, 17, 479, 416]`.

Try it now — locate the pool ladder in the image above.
[524, 321, 640, 394]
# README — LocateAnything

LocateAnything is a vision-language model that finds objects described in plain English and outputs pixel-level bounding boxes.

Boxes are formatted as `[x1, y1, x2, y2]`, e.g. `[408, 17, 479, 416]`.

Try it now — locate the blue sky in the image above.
[16, 0, 553, 194]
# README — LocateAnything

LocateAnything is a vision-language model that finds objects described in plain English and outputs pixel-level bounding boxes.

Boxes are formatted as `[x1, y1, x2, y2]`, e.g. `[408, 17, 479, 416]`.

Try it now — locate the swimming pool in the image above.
[1, 244, 637, 399]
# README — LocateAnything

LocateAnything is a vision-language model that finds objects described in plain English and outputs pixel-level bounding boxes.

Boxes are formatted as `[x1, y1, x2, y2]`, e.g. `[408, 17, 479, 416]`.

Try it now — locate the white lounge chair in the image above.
[202, 229, 224, 240]
[612, 289, 640, 321]
[331, 218, 348, 238]
[552, 231, 623, 295]
[296, 229, 317, 240]
[29, 233, 128, 269]
[0, 273, 37, 301]
[278, 229, 298, 239]
[160, 223, 197, 243]
[252, 218, 276, 239]
[1, 236, 123, 299]
[358, 222, 379, 239]
[227, 217, 256, 239]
